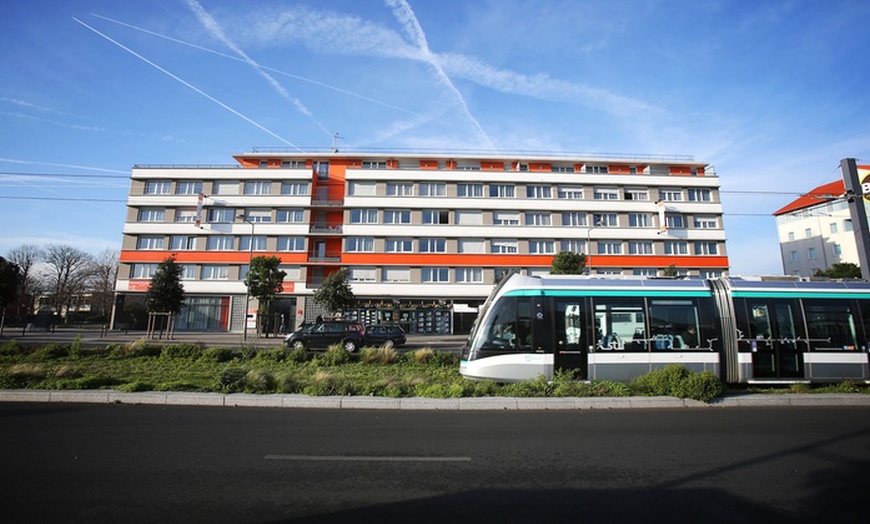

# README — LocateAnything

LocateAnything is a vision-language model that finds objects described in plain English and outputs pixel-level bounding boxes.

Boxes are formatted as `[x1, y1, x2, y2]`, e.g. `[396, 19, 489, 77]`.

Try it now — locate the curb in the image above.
[2, 390, 869, 410]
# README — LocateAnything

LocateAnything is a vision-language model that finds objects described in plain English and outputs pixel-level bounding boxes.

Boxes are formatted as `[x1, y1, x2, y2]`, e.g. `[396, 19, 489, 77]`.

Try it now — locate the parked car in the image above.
[364, 324, 407, 349]
[284, 320, 365, 352]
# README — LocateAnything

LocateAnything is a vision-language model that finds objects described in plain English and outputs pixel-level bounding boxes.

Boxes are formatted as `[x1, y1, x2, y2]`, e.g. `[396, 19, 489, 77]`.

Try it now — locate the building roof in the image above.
[773, 180, 845, 216]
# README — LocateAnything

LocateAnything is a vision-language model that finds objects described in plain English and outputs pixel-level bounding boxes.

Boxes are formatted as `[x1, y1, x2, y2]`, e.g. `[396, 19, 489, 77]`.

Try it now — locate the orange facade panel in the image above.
[529, 163, 551, 172]
[419, 160, 439, 169]
[609, 164, 631, 175]
[481, 161, 505, 171]
[120, 251, 309, 264]
[669, 166, 693, 176]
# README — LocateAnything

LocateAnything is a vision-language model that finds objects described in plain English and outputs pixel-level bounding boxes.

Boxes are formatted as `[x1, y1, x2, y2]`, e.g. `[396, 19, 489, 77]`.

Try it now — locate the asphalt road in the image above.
[2, 403, 869, 523]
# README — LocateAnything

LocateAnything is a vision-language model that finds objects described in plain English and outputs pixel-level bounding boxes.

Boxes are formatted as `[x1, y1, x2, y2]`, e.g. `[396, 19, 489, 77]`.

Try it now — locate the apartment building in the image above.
[114, 149, 729, 333]
[774, 170, 870, 276]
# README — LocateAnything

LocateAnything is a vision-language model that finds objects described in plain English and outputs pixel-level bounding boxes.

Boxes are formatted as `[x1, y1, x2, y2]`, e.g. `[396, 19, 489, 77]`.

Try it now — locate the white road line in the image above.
[265, 455, 471, 462]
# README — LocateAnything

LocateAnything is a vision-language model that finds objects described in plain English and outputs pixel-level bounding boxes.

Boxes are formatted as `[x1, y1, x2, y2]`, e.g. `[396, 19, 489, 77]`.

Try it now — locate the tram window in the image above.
[805, 301, 858, 351]
[594, 298, 646, 352]
[555, 301, 583, 346]
[479, 297, 532, 352]
[649, 299, 701, 350]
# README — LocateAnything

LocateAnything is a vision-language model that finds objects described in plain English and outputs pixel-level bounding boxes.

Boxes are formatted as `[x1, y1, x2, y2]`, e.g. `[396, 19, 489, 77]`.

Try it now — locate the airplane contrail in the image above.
[384, 0, 497, 150]
[73, 17, 302, 150]
[184, 0, 332, 137]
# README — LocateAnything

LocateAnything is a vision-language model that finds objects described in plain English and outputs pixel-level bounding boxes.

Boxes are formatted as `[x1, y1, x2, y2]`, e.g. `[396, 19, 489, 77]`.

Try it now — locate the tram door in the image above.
[744, 299, 804, 379]
[553, 297, 588, 379]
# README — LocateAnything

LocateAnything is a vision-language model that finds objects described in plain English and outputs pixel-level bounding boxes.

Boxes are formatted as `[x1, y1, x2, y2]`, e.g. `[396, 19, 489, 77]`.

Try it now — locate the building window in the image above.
[277, 237, 305, 252]
[419, 183, 446, 196]
[456, 268, 483, 283]
[386, 182, 414, 196]
[807, 247, 817, 260]
[174, 208, 197, 223]
[525, 212, 551, 226]
[694, 216, 718, 229]
[138, 208, 165, 222]
[526, 185, 552, 199]
[665, 214, 685, 229]
[244, 181, 272, 195]
[350, 209, 378, 224]
[562, 212, 587, 227]
[629, 213, 652, 228]
[557, 187, 584, 200]
[628, 241, 654, 255]
[386, 239, 413, 253]
[382, 267, 410, 282]
[489, 184, 515, 198]
[384, 210, 412, 224]
[244, 209, 272, 223]
[281, 160, 306, 169]
[687, 188, 712, 202]
[346, 237, 374, 252]
[593, 188, 619, 200]
[625, 189, 648, 201]
[281, 182, 309, 195]
[830, 222, 838, 234]
[212, 181, 239, 195]
[592, 213, 618, 227]
[170, 235, 197, 250]
[664, 241, 688, 255]
[276, 209, 304, 223]
[422, 267, 449, 283]
[695, 242, 719, 255]
[144, 181, 171, 195]
[175, 181, 202, 195]
[633, 268, 658, 276]
[700, 270, 723, 278]
[419, 238, 446, 253]
[455, 211, 483, 225]
[131, 263, 157, 279]
[833, 244, 842, 256]
[845, 220, 853, 231]
[491, 240, 518, 254]
[206, 236, 235, 251]
[597, 241, 622, 255]
[239, 236, 267, 251]
[349, 181, 376, 196]
[552, 165, 575, 173]
[493, 211, 520, 225]
[805, 228, 813, 239]
[529, 240, 555, 254]
[788, 231, 796, 241]
[362, 161, 386, 169]
[561, 239, 586, 254]
[658, 189, 683, 202]
[349, 267, 377, 282]
[137, 236, 164, 250]
[207, 208, 235, 223]
[458, 239, 485, 253]
[586, 165, 608, 173]
[457, 183, 484, 197]
[313, 161, 329, 180]
[422, 210, 449, 225]
[179, 264, 196, 280]
[201, 265, 229, 280]
[790, 250, 798, 262]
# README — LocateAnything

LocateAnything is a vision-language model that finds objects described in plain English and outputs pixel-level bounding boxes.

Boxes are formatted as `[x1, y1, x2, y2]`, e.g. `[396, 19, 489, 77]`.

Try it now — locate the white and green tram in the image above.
[460, 273, 870, 384]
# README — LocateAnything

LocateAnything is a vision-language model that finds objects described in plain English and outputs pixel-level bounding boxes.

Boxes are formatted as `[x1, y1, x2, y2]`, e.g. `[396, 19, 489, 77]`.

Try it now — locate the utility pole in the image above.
[840, 158, 870, 280]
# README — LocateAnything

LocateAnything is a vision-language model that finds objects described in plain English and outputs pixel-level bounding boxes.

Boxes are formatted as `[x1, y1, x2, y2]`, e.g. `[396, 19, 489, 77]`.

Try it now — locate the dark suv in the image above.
[364, 324, 407, 349]
[284, 321, 365, 352]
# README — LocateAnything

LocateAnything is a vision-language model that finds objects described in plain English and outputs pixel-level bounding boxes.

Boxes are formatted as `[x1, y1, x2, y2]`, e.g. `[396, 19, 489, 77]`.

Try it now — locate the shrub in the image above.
[250, 347, 287, 365]
[117, 381, 154, 392]
[361, 346, 398, 365]
[673, 371, 723, 402]
[33, 343, 69, 360]
[161, 343, 206, 360]
[245, 369, 277, 393]
[66, 375, 123, 390]
[0, 339, 27, 357]
[302, 369, 358, 396]
[200, 346, 234, 363]
[315, 345, 353, 366]
[155, 381, 202, 392]
[217, 367, 248, 393]
[8, 363, 45, 380]
[834, 380, 861, 393]
[429, 350, 459, 367]
[53, 365, 82, 379]
[112, 338, 161, 358]
[589, 380, 631, 397]
[285, 346, 311, 364]
[410, 348, 434, 364]
[69, 334, 85, 356]
[632, 365, 722, 403]
[414, 383, 464, 398]
[277, 372, 304, 394]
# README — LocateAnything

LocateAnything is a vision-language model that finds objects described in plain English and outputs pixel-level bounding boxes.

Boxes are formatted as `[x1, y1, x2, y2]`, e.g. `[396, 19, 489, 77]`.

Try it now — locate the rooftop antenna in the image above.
[331, 132, 343, 153]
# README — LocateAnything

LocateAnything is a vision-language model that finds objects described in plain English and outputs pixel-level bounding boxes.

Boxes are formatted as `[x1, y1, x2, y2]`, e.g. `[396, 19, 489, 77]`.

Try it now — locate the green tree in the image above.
[146, 256, 185, 315]
[0, 256, 23, 335]
[245, 255, 286, 331]
[662, 264, 678, 277]
[313, 268, 354, 315]
[815, 262, 861, 279]
[550, 251, 587, 275]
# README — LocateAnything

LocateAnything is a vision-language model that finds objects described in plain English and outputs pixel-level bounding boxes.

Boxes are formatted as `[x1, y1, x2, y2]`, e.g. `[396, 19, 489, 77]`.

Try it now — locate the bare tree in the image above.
[6, 244, 44, 318]
[88, 248, 119, 320]
[40, 244, 93, 322]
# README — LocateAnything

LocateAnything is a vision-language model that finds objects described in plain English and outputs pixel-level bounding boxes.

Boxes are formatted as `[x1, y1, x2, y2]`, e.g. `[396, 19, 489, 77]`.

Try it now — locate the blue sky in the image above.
[2, 0, 869, 275]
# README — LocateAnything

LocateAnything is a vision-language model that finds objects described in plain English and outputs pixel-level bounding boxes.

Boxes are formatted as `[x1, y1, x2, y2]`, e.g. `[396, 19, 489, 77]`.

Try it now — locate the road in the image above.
[1, 403, 869, 523]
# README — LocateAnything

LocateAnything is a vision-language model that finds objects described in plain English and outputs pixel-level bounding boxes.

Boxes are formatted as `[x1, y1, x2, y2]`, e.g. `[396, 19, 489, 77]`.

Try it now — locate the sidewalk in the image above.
[2, 389, 869, 410]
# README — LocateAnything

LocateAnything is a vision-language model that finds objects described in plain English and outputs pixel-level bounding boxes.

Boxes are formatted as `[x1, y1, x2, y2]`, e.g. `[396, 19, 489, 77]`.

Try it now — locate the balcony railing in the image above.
[309, 225, 343, 235]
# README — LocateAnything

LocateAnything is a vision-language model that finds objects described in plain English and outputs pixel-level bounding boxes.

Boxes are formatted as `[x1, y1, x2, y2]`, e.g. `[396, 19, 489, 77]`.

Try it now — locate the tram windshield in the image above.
[476, 297, 532, 352]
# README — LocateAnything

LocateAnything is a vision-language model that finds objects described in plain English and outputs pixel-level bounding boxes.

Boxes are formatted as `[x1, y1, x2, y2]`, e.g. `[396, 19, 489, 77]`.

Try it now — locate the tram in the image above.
[460, 273, 870, 384]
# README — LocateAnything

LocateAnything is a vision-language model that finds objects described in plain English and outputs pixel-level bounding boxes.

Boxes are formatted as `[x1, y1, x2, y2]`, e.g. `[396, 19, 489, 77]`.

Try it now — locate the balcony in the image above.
[309, 225, 343, 235]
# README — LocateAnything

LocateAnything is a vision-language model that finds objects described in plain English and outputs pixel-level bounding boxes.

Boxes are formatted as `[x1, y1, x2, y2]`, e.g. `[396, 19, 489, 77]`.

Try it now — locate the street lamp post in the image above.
[238, 214, 254, 341]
